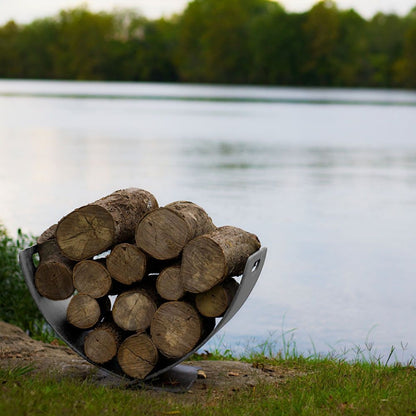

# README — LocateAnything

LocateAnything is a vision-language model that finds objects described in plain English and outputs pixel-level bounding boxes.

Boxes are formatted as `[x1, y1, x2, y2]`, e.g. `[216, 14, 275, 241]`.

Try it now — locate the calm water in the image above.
[1, 80, 416, 362]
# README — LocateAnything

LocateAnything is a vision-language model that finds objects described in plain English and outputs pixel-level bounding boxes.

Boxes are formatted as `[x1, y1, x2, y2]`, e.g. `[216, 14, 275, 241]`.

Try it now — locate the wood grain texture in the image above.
[181, 226, 261, 293]
[112, 289, 157, 332]
[35, 227, 74, 300]
[150, 301, 202, 359]
[106, 243, 147, 285]
[66, 294, 102, 329]
[195, 278, 239, 317]
[56, 188, 158, 260]
[156, 264, 184, 301]
[117, 333, 158, 379]
[73, 259, 112, 298]
[84, 321, 122, 364]
[135, 201, 215, 260]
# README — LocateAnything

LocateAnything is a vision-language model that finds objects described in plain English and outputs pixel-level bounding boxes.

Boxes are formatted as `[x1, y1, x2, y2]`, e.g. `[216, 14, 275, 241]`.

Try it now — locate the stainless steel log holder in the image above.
[19, 246, 267, 392]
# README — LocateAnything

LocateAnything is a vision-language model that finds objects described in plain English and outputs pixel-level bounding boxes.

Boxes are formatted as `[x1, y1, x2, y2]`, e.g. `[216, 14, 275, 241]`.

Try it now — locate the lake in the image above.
[1, 80, 416, 363]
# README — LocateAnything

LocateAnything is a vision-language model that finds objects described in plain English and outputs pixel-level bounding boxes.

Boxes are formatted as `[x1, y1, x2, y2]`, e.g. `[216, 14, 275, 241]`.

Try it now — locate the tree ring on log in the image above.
[84, 324, 120, 364]
[150, 301, 202, 359]
[73, 260, 112, 298]
[35, 262, 74, 300]
[106, 243, 147, 285]
[112, 290, 157, 332]
[117, 333, 158, 379]
[66, 294, 102, 329]
[181, 237, 226, 293]
[136, 208, 189, 260]
[56, 205, 115, 261]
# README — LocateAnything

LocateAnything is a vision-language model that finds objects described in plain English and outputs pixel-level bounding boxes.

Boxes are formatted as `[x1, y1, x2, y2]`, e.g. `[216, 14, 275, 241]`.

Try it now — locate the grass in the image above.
[1, 357, 416, 415]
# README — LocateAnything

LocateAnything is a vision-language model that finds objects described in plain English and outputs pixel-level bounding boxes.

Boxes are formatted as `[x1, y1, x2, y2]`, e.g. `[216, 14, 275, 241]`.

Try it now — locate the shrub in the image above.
[0, 225, 52, 340]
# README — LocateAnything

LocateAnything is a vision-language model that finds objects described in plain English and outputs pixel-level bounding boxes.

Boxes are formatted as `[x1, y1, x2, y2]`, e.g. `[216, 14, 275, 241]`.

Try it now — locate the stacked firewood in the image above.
[34, 188, 261, 379]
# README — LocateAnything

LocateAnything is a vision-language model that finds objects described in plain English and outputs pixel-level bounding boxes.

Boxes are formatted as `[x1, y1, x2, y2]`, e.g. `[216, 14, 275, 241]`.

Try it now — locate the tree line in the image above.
[1, 0, 415, 88]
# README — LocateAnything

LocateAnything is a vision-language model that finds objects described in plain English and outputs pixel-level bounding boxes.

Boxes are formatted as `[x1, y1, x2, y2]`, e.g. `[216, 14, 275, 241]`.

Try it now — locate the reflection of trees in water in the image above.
[185, 138, 416, 190]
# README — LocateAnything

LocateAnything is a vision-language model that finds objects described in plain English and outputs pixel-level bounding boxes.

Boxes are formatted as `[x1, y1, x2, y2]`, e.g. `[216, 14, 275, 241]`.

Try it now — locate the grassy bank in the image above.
[1, 357, 416, 415]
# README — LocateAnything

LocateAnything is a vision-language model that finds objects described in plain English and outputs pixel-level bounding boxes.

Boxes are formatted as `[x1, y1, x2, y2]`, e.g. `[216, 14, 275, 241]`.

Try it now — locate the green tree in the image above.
[249, 5, 308, 85]
[394, 9, 416, 88]
[367, 12, 408, 87]
[302, 0, 340, 85]
[333, 9, 369, 86]
[16, 18, 58, 79]
[51, 7, 115, 80]
[130, 17, 179, 81]
[0, 21, 20, 77]
[176, 0, 271, 83]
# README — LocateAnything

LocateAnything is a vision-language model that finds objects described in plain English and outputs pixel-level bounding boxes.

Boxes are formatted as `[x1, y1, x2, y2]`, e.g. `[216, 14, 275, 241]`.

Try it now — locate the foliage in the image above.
[0, 225, 53, 341]
[0, 0, 415, 88]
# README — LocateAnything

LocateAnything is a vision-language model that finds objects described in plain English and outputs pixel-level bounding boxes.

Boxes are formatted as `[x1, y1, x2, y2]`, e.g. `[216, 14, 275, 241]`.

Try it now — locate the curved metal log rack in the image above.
[19, 245, 267, 391]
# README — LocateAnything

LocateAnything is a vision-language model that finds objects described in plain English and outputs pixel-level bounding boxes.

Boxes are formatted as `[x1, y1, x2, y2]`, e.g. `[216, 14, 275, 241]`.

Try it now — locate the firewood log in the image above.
[66, 294, 110, 329]
[112, 289, 157, 332]
[117, 333, 158, 379]
[35, 225, 75, 300]
[84, 321, 122, 364]
[56, 188, 158, 261]
[150, 301, 202, 359]
[135, 201, 215, 260]
[155, 264, 184, 301]
[73, 259, 112, 298]
[181, 226, 260, 293]
[106, 243, 147, 285]
[195, 278, 239, 317]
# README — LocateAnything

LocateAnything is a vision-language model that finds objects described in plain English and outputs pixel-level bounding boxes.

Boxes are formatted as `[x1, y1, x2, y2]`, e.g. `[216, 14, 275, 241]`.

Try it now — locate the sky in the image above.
[0, 0, 415, 25]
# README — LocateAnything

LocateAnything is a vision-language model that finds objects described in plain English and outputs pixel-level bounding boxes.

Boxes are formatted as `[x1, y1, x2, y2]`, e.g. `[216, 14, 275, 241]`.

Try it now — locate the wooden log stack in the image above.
[34, 188, 261, 379]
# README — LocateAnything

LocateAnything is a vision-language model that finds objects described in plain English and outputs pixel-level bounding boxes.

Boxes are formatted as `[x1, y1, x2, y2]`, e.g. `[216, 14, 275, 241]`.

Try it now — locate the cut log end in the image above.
[150, 301, 202, 359]
[117, 333, 158, 379]
[181, 226, 261, 293]
[84, 323, 121, 364]
[136, 208, 188, 260]
[35, 262, 74, 300]
[156, 265, 184, 301]
[195, 278, 239, 317]
[66, 294, 102, 329]
[112, 290, 157, 332]
[181, 237, 225, 293]
[73, 260, 112, 298]
[106, 243, 147, 285]
[56, 205, 115, 261]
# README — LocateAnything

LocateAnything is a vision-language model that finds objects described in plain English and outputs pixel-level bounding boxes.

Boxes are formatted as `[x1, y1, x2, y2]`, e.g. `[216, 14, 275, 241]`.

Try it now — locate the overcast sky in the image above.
[1, 0, 415, 24]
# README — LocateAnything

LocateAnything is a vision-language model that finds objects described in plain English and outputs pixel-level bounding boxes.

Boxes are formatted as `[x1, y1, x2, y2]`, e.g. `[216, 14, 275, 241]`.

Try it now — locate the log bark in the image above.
[106, 243, 147, 285]
[56, 188, 158, 261]
[150, 301, 202, 359]
[156, 264, 184, 301]
[117, 333, 158, 379]
[66, 294, 109, 329]
[135, 201, 215, 260]
[73, 259, 112, 298]
[84, 321, 122, 364]
[195, 278, 239, 317]
[35, 225, 75, 300]
[181, 226, 261, 293]
[112, 289, 157, 332]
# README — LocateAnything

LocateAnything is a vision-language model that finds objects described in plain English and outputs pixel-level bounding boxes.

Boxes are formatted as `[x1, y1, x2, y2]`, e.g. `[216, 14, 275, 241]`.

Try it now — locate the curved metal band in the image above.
[19, 245, 267, 386]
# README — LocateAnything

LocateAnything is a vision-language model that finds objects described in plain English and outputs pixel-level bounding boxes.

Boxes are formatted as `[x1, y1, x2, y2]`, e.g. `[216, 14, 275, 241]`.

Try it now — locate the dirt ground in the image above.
[0, 321, 301, 397]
